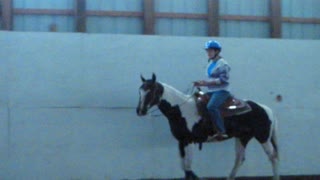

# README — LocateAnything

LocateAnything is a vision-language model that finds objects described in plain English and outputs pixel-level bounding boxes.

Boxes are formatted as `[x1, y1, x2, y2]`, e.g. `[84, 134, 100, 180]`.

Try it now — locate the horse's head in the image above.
[136, 73, 163, 116]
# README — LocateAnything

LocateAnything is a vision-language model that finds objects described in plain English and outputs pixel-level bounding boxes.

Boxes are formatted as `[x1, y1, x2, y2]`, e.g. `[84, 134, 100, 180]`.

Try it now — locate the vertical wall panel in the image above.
[14, 15, 74, 32]
[220, 0, 269, 16]
[219, 0, 270, 38]
[154, 0, 207, 36]
[86, 17, 143, 34]
[154, 0, 207, 13]
[283, 23, 320, 39]
[13, 0, 73, 9]
[5, 0, 320, 38]
[303, 24, 320, 39]
[156, 19, 207, 36]
[282, 0, 320, 39]
[220, 21, 270, 38]
[86, 0, 143, 11]
[86, 0, 143, 34]
[86, 18, 143, 35]
[13, 0, 74, 32]
[282, 0, 320, 18]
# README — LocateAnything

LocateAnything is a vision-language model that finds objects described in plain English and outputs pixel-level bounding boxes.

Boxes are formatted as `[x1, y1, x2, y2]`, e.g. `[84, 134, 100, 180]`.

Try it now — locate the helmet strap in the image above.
[209, 51, 220, 61]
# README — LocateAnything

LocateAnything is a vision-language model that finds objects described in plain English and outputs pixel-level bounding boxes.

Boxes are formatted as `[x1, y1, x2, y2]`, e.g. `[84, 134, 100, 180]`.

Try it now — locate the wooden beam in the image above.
[220, 15, 269, 22]
[87, 10, 142, 17]
[207, 0, 220, 36]
[270, 0, 282, 38]
[156, 12, 206, 19]
[11, 8, 320, 25]
[143, 0, 155, 34]
[14, 9, 74, 16]
[2, 0, 13, 30]
[282, 17, 320, 24]
[74, 0, 86, 32]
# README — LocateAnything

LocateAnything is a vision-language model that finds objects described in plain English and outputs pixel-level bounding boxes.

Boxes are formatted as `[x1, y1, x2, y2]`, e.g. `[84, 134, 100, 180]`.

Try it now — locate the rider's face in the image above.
[206, 49, 216, 59]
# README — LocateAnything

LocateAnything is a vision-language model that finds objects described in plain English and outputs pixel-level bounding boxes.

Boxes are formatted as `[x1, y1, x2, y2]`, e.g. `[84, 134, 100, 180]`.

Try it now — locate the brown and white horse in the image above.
[136, 74, 279, 180]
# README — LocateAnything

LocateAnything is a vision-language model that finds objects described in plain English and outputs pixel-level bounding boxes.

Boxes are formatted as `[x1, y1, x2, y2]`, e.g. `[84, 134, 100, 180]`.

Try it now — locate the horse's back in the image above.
[225, 100, 274, 143]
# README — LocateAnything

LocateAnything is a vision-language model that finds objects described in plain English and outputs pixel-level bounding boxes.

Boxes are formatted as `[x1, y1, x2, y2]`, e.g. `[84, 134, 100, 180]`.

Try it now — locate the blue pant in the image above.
[206, 90, 230, 133]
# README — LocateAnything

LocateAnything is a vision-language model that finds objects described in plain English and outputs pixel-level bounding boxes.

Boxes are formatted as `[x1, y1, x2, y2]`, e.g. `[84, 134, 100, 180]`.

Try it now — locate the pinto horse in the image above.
[136, 74, 279, 180]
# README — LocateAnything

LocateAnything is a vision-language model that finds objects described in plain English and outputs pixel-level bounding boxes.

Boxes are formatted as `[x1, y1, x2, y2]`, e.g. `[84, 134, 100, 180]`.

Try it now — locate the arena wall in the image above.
[0, 32, 319, 179]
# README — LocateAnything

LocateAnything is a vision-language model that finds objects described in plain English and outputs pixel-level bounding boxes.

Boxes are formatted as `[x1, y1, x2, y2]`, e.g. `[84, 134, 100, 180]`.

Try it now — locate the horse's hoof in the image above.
[185, 170, 200, 180]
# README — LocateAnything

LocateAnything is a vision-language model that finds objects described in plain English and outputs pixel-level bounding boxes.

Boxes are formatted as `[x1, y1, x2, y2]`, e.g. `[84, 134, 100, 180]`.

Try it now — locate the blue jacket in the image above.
[206, 58, 230, 92]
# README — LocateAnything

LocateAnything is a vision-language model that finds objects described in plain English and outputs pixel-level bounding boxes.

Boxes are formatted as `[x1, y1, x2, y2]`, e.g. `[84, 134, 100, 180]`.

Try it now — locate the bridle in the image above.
[148, 83, 163, 107]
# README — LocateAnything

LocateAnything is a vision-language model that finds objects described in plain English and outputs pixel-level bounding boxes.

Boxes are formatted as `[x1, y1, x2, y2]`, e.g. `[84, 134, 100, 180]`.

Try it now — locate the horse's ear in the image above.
[152, 73, 156, 83]
[140, 74, 146, 82]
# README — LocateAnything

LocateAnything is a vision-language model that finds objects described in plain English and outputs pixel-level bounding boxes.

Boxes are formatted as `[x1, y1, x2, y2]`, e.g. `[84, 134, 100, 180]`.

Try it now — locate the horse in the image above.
[136, 73, 279, 180]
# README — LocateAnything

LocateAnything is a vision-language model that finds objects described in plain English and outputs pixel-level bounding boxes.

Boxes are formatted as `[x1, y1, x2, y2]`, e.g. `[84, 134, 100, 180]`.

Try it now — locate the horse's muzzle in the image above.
[136, 107, 147, 116]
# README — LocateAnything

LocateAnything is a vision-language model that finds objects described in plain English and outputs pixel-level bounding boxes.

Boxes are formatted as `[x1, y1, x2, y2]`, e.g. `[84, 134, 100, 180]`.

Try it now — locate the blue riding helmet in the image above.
[205, 40, 222, 51]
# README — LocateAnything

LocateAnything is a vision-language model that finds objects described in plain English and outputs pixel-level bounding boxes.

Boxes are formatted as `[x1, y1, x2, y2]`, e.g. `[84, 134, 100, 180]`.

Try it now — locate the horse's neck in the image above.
[161, 83, 190, 104]
[160, 83, 199, 130]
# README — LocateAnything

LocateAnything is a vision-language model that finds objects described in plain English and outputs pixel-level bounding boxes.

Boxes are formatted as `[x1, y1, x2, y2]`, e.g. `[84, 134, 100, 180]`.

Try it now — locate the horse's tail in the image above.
[270, 111, 279, 159]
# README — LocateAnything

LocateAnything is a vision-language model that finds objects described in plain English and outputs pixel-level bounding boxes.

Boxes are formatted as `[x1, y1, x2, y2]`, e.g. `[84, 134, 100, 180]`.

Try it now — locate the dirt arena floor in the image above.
[139, 175, 320, 180]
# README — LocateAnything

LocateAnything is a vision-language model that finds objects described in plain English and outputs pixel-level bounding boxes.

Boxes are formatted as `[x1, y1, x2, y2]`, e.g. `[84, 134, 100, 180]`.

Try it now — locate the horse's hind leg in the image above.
[261, 140, 280, 180]
[259, 105, 280, 180]
[228, 137, 251, 180]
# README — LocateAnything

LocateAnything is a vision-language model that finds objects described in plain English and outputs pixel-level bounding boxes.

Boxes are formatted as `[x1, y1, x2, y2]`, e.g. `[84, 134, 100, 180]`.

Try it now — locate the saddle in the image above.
[194, 91, 252, 118]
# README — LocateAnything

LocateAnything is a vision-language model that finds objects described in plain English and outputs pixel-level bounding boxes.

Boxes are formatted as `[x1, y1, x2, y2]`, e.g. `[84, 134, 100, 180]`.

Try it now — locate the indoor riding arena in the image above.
[1, 0, 320, 180]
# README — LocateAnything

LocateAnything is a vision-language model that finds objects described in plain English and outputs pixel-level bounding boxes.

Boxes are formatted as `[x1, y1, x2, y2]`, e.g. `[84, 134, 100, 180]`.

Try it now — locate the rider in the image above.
[193, 40, 231, 139]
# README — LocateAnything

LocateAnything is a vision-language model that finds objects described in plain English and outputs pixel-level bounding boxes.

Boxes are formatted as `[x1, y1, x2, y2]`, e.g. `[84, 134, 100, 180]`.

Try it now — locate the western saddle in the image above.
[194, 90, 252, 118]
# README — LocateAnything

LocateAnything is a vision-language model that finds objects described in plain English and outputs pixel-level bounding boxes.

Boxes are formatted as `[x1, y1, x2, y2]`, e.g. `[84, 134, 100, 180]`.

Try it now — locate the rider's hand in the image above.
[193, 80, 206, 87]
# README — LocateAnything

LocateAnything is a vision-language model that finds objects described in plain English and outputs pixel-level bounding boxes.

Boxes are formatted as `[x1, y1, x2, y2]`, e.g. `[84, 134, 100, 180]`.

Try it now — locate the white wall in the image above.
[0, 32, 320, 180]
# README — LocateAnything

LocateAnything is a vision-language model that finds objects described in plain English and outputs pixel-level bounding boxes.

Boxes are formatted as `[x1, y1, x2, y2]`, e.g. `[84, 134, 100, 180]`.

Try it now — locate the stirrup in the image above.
[213, 133, 228, 139]
[207, 133, 228, 141]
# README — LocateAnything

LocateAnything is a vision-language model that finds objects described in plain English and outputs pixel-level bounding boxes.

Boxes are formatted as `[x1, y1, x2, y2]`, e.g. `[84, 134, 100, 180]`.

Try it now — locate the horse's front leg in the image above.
[179, 141, 199, 180]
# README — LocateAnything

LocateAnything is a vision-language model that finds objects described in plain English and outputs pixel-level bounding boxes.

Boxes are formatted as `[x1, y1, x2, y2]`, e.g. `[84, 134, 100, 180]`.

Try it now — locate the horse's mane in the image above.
[160, 82, 192, 102]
